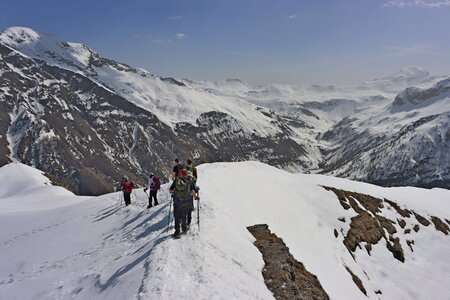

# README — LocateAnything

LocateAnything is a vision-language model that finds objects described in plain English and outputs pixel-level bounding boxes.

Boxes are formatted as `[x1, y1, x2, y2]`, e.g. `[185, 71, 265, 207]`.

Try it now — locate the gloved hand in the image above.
[144, 188, 148, 192]
[195, 196, 200, 200]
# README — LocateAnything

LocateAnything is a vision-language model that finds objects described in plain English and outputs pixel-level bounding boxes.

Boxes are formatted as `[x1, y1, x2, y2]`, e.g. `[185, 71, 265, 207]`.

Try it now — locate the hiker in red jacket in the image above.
[144, 174, 160, 208]
[121, 177, 134, 206]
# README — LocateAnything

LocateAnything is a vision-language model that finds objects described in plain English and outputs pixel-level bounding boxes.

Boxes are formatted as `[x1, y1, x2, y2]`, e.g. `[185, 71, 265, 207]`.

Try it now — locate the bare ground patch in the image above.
[431, 216, 449, 235]
[414, 212, 431, 226]
[323, 186, 450, 263]
[247, 224, 330, 300]
[345, 266, 367, 296]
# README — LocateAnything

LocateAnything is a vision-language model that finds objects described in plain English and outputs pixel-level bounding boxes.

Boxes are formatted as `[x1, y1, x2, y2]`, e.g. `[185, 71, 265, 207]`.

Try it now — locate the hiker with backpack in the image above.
[120, 177, 134, 206]
[144, 174, 160, 208]
[186, 170, 200, 229]
[169, 168, 198, 238]
[172, 158, 184, 179]
[185, 159, 198, 181]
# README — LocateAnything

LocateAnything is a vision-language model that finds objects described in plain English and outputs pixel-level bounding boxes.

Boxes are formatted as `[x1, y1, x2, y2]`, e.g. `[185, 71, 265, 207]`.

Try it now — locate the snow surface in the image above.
[1, 162, 449, 300]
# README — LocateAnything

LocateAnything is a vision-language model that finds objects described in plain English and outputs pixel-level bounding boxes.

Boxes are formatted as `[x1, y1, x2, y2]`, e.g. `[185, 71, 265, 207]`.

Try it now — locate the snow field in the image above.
[1, 162, 450, 300]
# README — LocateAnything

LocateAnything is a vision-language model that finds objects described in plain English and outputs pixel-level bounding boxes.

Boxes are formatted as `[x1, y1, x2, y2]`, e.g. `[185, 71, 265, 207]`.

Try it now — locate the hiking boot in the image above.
[173, 232, 181, 239]
[154, 202, 159, 206]
[181, 230, 188, 235]
[146, 205, 152, 209]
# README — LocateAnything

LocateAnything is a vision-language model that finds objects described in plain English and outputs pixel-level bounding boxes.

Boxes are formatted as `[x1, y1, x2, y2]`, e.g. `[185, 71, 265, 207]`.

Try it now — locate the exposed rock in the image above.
[385, 199, 412, 218]
[345, 266, 367, 296]
[413, 225, 420, 232]
[344, 212, 385, 253]
[322, 186, 383, 214]
[324, 186, 411, 262]
[431, 216, 450, 235]
[334, 229, 339, 238]
[407, 240, 415, 252]
[247, 224, 330, 300]
[376, 215, 397, 235]
[397, 219, 406, 229]
[387, 236, 405, 262]
[414, 213, 431, 226]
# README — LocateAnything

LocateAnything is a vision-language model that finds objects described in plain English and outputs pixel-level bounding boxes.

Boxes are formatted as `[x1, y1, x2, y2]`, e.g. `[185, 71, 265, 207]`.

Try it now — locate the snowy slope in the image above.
[1, 28, 446, 137]
[1, 162, 449, 300]
[0, 163, 83, 212]
[0, 27, 93, 73]
[0, 27, 282, 137]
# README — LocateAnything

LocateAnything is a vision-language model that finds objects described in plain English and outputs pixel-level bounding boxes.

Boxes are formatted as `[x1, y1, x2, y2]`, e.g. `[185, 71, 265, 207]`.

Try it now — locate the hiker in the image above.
[121, 177, 134, 206]
[185, 159, 198, 181]
[172, 158, 184, 179]
[144, 174, 160, 208]
[186, 170, 200, 229]
[169, 168, 197, 238]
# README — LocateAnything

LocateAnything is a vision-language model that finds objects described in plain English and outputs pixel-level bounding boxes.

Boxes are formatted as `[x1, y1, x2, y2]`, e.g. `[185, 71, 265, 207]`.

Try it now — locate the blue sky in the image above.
[2, 0, 450, 85]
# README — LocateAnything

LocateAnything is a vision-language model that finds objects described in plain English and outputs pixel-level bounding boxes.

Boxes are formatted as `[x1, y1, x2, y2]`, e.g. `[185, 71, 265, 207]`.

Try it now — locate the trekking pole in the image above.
[197, 188, 200, 232]
[167, 197, 173, 232]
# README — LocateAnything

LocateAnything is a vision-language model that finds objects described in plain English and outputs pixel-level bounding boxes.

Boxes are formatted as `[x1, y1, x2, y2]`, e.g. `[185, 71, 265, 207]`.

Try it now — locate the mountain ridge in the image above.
[0, 26, 449, 194]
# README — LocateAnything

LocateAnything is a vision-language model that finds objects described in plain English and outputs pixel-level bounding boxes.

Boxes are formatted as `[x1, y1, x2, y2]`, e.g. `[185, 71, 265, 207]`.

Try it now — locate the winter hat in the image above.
[149, 173, 154, 178]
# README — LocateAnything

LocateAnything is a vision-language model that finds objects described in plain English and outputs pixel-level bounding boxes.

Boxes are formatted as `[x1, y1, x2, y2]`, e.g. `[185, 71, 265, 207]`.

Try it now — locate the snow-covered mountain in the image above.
[0, 27, 449, 194]
[1, 162, 449, 299]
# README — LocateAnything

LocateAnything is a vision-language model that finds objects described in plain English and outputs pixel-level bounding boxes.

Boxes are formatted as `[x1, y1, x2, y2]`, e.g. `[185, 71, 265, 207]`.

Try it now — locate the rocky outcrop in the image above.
[247, 224, 330, 300]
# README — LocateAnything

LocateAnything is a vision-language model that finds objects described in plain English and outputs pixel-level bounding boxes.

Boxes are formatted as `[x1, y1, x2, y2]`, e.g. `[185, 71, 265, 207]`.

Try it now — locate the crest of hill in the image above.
[0, 163, 81, 213]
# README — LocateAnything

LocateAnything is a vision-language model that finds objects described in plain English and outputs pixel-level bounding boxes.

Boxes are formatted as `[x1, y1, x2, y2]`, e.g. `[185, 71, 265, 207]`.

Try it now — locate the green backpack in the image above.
[173, 176, 191, 201]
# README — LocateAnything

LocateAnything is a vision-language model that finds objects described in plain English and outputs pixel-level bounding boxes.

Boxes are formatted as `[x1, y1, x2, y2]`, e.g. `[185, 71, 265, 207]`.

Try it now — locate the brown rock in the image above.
[344, 212, 385, 253]
[384, 199, 412, 218]
[386, 237, 405, 262]
[345, 266, 367, 295]
[247, 224, 330, 300]
[407, 240, 415, 252]
[414, 213, 431, 226]
[431, 216, 450, 235]
[397, 219, 406, 229]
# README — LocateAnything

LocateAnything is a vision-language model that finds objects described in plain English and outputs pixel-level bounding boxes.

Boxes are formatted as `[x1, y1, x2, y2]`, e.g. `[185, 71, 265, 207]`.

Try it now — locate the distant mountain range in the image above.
[1, 27, 449, 194]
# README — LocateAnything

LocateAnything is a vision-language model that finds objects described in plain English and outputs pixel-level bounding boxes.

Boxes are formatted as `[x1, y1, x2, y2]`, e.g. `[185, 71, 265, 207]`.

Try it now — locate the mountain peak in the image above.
[391, 66, 430, 80]
[0, 26, 42, 45]
[0, 26, 94, 70]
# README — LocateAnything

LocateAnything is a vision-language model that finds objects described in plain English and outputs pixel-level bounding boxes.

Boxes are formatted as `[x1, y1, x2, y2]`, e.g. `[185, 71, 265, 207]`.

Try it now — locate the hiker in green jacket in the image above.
[169, 168, 197, 238]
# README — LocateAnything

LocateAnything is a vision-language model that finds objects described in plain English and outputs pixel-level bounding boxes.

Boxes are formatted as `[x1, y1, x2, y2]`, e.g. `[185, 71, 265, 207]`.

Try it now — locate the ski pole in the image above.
[167, 196, 173, 232]
[197, 188, 200, 232]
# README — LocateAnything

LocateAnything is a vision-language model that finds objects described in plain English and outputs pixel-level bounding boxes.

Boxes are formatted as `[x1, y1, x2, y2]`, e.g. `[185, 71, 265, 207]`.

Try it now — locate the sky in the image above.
[1, 0, 450, 85]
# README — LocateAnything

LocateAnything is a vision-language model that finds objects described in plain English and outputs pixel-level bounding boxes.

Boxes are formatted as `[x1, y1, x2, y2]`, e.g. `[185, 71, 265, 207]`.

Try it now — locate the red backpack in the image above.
[153, 176, 161, 190]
